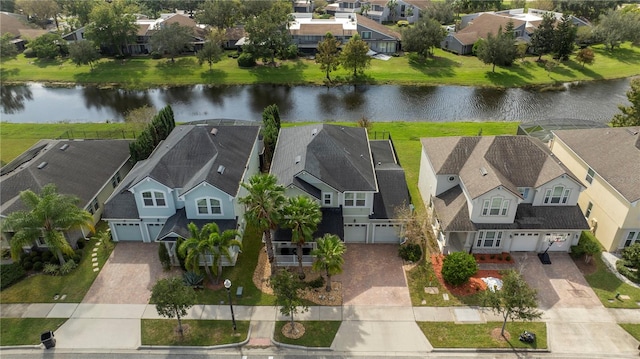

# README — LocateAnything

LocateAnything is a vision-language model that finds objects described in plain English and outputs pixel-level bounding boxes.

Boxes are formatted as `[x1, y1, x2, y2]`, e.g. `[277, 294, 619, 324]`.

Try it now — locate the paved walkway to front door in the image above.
[334, 244, 411, 306]
[82, 242, 179, 304]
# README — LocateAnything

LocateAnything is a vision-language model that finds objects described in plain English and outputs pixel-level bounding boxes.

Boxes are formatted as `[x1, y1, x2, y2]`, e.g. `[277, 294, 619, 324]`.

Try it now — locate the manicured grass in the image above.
[584, 252, 640, 309]
[273, 321, 341, 347]
[2, 43, 638, 88]
[619, 323, 640, 341]
[0, 224, 114, 303]
[418, 321, 547, 349]
[0, 318, 67, 346]
[141, 319, 249, 346]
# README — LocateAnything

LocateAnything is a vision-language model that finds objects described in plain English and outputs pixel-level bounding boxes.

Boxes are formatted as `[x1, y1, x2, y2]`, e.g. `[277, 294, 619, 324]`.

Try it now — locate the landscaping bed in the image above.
[273, 321, 341, 347]
[141, 319, 249, 346]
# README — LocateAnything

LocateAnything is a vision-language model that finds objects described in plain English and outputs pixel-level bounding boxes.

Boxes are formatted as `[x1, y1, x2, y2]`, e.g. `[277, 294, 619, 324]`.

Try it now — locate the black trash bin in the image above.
[40, 331, 56, 349]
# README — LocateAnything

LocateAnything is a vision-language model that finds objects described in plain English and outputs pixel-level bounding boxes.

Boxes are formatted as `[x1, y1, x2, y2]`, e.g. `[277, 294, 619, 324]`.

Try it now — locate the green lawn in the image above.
[0, 224, 114, 303]
[273, 321, 341, 347]
[141, 319, 249, 346]
[584, 252, 640, 309]
[2, 43, 638, 88]
[0, 318, 67, 346]
[619, 323, 640, 341]
[418, 321, 547, 349]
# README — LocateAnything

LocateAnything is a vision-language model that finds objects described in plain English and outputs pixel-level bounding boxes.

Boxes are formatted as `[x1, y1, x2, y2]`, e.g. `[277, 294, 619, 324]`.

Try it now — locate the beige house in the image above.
[550, 127, 640, 252]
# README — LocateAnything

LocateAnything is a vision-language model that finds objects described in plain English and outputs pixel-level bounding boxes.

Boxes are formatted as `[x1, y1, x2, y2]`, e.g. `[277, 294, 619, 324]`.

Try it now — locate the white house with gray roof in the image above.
[418, 135, 589, 254]
[550, 127, 640, 252]
[270, 124, 410, 265]
[103, 125, 261, 266]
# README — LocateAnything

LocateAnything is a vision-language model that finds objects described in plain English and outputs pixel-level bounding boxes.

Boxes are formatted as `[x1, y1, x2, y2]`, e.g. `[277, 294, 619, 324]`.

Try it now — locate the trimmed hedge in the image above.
[442, 252, 478, 286]
[1, 263, 26, 290]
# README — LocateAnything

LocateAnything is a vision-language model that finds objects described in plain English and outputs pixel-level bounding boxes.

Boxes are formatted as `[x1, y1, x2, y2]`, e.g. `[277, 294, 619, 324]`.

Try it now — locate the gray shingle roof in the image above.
[553, 127, 640, 202]
[274, 207, 344, 242]
[156, 208, 237, 241]
[1, 139, 131, 216]
[369, 140, 410, 219]
[271, 125, 377, 192]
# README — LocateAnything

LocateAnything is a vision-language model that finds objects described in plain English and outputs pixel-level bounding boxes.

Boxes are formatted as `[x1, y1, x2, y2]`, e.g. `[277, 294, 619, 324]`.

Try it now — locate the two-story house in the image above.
[331, 0, 425, 24]
[550, 127, 640, 252]
[269, 124, 410, 265]
[418, 135, 589, 254]
[103, 125, 261, 266]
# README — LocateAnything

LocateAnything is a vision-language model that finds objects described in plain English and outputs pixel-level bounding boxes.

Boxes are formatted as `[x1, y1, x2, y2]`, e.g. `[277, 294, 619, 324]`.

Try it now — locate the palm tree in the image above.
[178, 222, 240, 284]
[2, 184, 94, 265]
[311, 234, 346, 292]
[239, 173, 286, 276]
[282, 196, 322, 279]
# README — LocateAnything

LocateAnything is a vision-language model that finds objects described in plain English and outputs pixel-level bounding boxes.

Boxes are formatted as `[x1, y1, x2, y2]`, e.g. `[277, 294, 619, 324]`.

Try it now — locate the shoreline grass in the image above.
[1, 43, 638, 89]
[418, 321, 547, 349]
[0, 318, 67, 346]
[141, 319, 249, 346]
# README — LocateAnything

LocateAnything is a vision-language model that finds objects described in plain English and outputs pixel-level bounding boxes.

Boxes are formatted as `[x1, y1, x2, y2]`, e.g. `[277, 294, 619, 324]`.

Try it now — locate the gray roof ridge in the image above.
[320, 127, 376, 191]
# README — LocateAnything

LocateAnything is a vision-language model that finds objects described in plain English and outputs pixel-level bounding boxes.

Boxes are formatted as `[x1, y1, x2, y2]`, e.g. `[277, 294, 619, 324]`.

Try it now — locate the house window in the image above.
[585, 201, 593, 218]
[482, 197, 509, 216]
[111, 173, 121, 188]
[142, 191, 166, 207]
[544, 186, 570, 204]
[345, 192, 366, 207]
[87, 198, 99, 215]
[624, 231, 640, 247]
[323, 193, 332, 206]
[361, 31, 371, 39]
[196, 198, 222, 215]
[476, 231, 503, 248]
[518, 187, 530, 199]
[585, 168, 595, 184]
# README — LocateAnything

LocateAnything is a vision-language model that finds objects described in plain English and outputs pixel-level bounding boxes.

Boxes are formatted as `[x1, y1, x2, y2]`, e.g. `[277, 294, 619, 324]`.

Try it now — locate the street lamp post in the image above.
[223, 279, 237, 332]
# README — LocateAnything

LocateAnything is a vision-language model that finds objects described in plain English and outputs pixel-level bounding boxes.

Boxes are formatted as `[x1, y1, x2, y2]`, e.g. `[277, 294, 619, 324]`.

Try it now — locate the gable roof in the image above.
[0, 12, 46, 38]
[553, 127, 640, 202]
[270, 124, 377, 193]
[369, 140, 410, 219]
[454, 13, 526, 45]
[356, 14, 401, 39]
[0, 139, 131, 216]
[421, 135, 579, 199]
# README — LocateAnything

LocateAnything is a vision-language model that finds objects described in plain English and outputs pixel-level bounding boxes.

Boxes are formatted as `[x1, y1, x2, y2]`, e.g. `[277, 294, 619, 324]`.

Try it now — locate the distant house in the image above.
[418, 135, 589, 254]
[331, 0, 426, 24]
[289, 13, 400, 54]
[103, 125, 261, 267]
[128, 13, 209, 55]
[293, 0, 315, 13]
[0, 12, 50, 51]
[270, 124, 410, 265]
[550, 127, 640, 252]
[1, 139, 133, 249]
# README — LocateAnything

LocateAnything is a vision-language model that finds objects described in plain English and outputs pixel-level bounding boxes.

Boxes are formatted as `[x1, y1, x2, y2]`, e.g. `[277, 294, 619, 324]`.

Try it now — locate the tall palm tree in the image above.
[178, 222, 240, 284]
[311, 234, 346, 292]
[282, 196, 321, 279]
[239, 173, 285, 276]
[2, 184, 94, 265]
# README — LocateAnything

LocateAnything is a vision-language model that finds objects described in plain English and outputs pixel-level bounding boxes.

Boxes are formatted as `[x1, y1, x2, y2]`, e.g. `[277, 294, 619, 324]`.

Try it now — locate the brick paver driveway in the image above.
[334, 244, 411, 306]
[82, 242, 180, 304]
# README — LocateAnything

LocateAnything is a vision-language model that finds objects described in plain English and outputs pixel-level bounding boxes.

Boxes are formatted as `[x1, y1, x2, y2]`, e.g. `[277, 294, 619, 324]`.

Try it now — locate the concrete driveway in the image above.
[82, 242, 180, 304]
[334, 244, 411, 306]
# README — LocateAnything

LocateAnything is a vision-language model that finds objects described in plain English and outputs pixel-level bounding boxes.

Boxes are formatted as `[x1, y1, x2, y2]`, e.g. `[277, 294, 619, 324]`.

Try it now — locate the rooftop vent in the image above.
[210, 128, 218, 136]
[59, 144, 69, 151]
[295, 155, 301, 164]
[37, 162, 48, 169]
[480, 167, 488, 176]
[312, 128, 317, 136]
[217, 165, 225, 174]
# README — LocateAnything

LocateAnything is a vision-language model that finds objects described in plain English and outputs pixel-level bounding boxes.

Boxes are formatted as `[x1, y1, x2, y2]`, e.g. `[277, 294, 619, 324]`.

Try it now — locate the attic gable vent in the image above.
[217, 165, 225, 174]
[480, 166, 488, 176]
[210, 128, 218, 136]
[312, 128, 317, 136]
[59, 144, 69, 151]
[295, 155, 301, 164]
[37, 162, 48, 169]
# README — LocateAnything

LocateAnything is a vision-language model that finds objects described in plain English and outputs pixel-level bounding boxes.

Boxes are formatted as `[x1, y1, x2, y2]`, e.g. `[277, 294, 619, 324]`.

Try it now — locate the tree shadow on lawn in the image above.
[155, 57, 197, 78]
[407, 54, 456, 78]
[562, 60, 603, 80]
[31, 58, 66, 68]
[199, 68, 228, 84]
[596, 47, 640, 65]
[248, 59, 306, 84]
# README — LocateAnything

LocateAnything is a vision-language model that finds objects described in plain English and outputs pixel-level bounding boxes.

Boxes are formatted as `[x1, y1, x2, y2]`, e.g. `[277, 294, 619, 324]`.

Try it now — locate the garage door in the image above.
[344, 223, 367, 243]
[510, 232, 539, 251]
[372, 224, 400, 243]
[113, 223, 142, 241]
[147, 223, 163, 241]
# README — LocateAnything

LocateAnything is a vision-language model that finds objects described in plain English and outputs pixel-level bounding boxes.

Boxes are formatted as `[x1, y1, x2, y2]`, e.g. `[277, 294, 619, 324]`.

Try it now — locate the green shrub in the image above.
[158, 243, 171, 270]
[237, 53, 256, 67]
[23, 48, 36, 58]
[442, 252, 478, 286]
[30, 251, 39, 258]
[43, 263, 60, 276]
[305, 276, 325, 289]
[183, 271, 204, 288]
[622, 243, 640, 269]
[497, 254, 503, 261]
[76, 239, 85, 249]
[616, 260, 640, 284]
[42, 251, 53, 261]
[398, 243, 422, 262]
[280, 44, 299, 60]
[571, 231, 602, 260]
[151, 51, 162, 59]
[59, 259, 77, 275]
[33, 261, 44, 271]
[506, 255, 511, 262]
[0, 263, 26, 289]
[22, 261, 33, 271]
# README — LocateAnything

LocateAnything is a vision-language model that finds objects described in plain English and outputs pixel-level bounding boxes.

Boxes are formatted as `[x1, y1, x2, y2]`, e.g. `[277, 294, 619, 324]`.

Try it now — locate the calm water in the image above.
[0, 79, 632, 123]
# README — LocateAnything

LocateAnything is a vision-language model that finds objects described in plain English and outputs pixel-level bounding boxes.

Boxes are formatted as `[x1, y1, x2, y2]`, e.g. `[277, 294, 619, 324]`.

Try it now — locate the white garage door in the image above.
[510, 233, 539, 251]
[113, 223, 142, 241]
[344, 223, 367, 243]
[372, 224, 400, 243]
[147, 223, 163, 241]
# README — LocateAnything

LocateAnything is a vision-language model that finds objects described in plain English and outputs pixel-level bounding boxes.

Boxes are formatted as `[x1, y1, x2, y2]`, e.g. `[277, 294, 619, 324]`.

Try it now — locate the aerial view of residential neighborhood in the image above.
[1, 0, 640, 358]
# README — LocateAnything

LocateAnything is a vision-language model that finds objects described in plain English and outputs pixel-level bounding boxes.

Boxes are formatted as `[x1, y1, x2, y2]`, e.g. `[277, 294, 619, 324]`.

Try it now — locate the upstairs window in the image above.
[481, 197, 509, 216]
[142, 191, 166, 207]
[518, 187, 530, 199]
[323, 193, 332, 206]
[585, 168, 595, 184]
[87, 198, 99, 215]
[197, 198, 222, 215]
[585, 201, 593, 218]
[111, 173, 121, 188]
[361, 31, 372, 39]
[544, 186, 571, 204]
[345, 192, 366, 207]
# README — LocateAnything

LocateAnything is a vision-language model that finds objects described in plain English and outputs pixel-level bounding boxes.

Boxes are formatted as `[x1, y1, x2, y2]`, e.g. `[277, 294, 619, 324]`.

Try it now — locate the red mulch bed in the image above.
[473, 252, 514, 264]
[431, 255, 503, 297]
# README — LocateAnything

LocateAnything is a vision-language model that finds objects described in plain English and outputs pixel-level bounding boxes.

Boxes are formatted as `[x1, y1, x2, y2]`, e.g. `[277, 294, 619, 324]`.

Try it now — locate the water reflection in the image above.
[247, 85, 293, 116]
[1, 85, 33, 114]
[82, 87, 153, 119]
